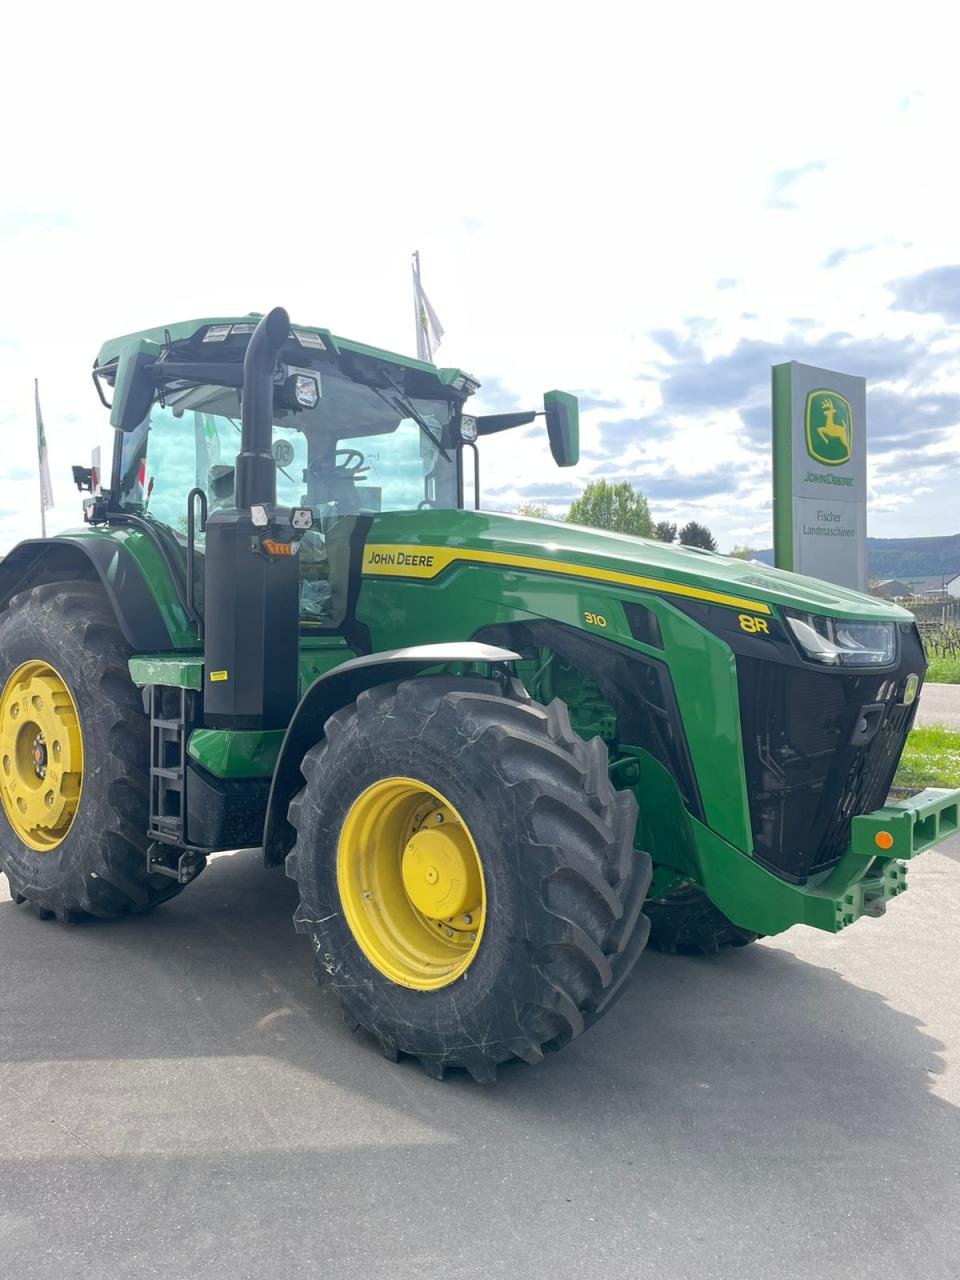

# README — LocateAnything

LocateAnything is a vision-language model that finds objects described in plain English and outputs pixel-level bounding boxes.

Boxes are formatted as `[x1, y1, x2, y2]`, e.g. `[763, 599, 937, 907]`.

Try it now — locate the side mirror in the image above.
[109, 339, 160, 430]
[543, 390, 579, 467]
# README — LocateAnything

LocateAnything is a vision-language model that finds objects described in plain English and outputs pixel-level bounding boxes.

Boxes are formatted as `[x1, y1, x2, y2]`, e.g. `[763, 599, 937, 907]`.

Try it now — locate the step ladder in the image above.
[146, 687, 206, 884]
[149, 685, 190, 846]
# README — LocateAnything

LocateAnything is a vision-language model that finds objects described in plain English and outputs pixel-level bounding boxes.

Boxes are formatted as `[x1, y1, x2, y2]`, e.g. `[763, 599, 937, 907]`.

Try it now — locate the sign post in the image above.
[771, 361, 867, 591]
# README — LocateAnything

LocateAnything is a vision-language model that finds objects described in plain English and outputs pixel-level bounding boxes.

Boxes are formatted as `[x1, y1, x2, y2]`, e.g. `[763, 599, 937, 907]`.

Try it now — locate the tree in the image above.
[566, 480, 654, 538]
[678, 520, 717, 551]
[728, 544, 756, 560]
[654, 520, 677, 543]
[516, 500, 551, 519]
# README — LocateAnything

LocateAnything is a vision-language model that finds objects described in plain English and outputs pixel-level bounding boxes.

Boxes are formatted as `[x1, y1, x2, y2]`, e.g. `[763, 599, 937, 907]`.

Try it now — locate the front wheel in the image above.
[286, 677, 652, 1080]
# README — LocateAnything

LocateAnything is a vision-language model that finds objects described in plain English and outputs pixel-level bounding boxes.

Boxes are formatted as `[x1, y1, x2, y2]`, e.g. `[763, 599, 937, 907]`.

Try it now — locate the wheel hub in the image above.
[337, 778, 486, 990]
[400, 813, 481, 920]
[0, 661, 83, 852]
[32, 731, 48, 779]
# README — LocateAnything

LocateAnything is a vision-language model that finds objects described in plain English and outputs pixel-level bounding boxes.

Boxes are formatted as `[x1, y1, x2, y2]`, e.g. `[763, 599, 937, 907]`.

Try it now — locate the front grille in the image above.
[737, 624, 923, 881]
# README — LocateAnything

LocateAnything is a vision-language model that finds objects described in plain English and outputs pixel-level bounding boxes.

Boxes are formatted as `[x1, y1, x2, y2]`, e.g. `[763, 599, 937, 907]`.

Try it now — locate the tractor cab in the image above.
[91, 315, 579, 626]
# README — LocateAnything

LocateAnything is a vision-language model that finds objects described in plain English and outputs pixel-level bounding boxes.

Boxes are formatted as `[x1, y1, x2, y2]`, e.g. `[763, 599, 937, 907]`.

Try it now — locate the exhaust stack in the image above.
[202, 307, 300, 732]
[236, 307, 290, 508]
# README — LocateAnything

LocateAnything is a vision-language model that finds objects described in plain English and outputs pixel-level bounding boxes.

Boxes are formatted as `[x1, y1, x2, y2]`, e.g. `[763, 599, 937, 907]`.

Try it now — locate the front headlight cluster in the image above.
[784, 610, 897, 667]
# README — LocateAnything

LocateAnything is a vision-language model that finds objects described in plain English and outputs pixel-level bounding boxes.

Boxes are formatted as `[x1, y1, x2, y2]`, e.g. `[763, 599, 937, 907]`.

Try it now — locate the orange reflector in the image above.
[874, 831, 894, 850]
[262, 539, 295, 556]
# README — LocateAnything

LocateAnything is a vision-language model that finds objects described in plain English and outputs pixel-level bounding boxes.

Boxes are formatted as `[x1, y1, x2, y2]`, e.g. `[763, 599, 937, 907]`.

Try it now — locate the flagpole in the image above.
[35, 378, 54, 538]
[412, 249, 428, 362]
[411, 250, 444, 365]
[35, 379, 46, 538]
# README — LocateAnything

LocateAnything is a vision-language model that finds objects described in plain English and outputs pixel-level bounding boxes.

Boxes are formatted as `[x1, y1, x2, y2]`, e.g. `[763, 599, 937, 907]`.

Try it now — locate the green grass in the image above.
[893, 726, 960, 790]
[925, 653, 960, 684]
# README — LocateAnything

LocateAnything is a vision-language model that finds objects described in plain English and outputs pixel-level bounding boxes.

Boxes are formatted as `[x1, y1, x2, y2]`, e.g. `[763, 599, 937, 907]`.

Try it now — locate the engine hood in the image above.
[363, 510, 913, 623]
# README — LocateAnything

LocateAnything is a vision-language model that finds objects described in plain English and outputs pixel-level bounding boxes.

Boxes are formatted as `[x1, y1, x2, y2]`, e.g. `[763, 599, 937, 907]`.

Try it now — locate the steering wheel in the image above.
[334, 448, 366, 475]
[308, 448, 368, 480]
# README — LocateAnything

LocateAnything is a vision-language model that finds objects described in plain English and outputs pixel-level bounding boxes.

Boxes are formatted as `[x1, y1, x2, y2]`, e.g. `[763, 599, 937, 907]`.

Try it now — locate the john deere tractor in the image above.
[1, 308, 956, 1080]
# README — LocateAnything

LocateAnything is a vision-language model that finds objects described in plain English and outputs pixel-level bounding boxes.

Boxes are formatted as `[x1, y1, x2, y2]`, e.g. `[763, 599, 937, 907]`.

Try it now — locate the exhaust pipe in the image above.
[236, 306, 290, 509]
[202, 305, 299, 736]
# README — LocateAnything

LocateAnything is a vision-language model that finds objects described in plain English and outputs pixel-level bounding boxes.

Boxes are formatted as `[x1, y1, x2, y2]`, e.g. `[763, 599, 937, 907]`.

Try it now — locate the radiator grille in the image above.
[737, 625, 923, 880]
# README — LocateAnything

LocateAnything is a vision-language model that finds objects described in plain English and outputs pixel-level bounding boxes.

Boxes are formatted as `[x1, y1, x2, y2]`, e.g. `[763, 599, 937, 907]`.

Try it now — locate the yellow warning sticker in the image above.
[209, 670, 229, 682]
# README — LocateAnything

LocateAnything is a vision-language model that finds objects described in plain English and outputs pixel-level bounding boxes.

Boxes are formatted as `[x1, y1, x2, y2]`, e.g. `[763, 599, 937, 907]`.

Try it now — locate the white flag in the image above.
[412, 250, 444, 363]
[35, 380, 54, 530]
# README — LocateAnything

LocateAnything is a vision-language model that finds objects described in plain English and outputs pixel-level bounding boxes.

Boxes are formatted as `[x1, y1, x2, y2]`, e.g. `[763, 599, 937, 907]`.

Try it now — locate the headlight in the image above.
[784, 611, 897, 667]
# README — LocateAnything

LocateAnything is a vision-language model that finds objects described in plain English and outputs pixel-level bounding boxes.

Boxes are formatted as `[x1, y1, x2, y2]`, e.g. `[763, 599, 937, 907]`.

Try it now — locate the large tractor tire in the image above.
[0, 581, 185, 920]
[645, 884, 758, 954]
[286, 676, 652, 1081]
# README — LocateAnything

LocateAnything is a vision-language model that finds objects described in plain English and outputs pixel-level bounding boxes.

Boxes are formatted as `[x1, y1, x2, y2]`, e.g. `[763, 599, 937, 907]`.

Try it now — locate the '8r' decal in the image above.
[737, 614, 769, 635]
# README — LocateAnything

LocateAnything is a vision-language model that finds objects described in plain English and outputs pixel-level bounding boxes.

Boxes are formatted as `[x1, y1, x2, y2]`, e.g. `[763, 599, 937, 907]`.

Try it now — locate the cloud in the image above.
[512, 481, 581, 503]
[888, 265, 960, 321]
[654, 329, 925, 420]
[866, 388, 960, 453]
[622, 463, 742, 501]
[873, 448, 960, 474]
[575, 392, 623, 412]
[471, 375, 516, 412]
[648, 328, 700, 361]
[0, 210, 71, 237]
[738, 405, 771, 441]
[822, 243, 881, 269]
[766, 161, 827, 209]
[596, 415, 668, 451]
[715, 277, 738, 290]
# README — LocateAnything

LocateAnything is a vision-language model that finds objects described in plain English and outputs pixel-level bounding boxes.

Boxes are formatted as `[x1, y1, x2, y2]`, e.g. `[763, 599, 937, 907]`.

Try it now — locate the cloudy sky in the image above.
[2, 1, 958, 554]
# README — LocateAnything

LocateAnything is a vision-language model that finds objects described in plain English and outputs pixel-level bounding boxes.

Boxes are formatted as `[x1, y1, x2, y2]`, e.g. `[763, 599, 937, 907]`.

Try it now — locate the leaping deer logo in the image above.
[805, 388, 853, 465]
[816, 397, 850, 453]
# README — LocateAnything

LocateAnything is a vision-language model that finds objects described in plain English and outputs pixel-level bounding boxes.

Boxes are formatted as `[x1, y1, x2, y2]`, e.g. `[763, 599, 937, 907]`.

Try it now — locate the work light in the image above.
[292, 375, 319, 408]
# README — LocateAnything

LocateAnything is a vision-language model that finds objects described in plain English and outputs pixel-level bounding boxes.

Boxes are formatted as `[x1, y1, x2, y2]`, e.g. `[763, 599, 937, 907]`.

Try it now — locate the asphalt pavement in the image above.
[915, 682, 960, 730]
[1, 837, 958, 1280]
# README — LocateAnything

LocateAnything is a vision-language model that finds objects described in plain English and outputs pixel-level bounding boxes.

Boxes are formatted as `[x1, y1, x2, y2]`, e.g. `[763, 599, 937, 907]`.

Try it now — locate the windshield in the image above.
[117, 364, 458, 524]
[116, 362, 459, 623]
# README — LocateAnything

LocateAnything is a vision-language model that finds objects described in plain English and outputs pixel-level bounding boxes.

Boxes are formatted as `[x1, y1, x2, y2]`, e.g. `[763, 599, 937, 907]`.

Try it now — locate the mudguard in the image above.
[262, 642, 521, 865]
[0, 537, 172, 651]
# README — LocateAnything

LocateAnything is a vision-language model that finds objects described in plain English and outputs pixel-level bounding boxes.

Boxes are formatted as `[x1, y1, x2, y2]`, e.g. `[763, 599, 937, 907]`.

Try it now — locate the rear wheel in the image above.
[286, 676, 653, 1080]
[645, 884, 758, 954]
[0, 582, 186, 920]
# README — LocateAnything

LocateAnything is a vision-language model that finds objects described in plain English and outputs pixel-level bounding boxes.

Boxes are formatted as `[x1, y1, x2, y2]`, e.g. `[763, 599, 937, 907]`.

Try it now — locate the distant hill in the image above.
[750, 533, 960, 582]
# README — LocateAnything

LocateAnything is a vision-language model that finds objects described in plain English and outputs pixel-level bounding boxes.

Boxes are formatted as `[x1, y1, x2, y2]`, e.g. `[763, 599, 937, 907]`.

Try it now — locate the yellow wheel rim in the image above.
[0, 660, 83, 852]
[337, 777, 486, 991]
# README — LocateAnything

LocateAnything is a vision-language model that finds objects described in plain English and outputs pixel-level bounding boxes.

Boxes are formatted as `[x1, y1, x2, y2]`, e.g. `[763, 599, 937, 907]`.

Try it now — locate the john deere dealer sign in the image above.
[772, 361, 866, 591]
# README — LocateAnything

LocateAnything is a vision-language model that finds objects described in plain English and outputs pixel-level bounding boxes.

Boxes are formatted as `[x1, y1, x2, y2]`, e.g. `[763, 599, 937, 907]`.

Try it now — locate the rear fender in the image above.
[0, 537, 173, 650]
[262, 642, 521, 865]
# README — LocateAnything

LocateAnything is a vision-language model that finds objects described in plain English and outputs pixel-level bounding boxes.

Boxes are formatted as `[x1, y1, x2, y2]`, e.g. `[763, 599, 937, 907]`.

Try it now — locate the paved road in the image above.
[1, 839, 958, 1280]
[916, 682, 960, 730]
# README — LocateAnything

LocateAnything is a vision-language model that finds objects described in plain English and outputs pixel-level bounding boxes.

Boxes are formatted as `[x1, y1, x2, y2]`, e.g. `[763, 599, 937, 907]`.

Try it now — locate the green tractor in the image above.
[1, 308, 956, 1080]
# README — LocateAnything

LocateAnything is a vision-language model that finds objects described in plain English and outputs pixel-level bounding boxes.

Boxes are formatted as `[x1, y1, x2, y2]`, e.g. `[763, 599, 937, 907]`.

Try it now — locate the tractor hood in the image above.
[363, 509, 913, 623]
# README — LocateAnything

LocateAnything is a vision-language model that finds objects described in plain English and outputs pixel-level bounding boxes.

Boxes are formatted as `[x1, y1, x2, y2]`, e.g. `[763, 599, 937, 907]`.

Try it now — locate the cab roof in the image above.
[94, 314, 480, 398]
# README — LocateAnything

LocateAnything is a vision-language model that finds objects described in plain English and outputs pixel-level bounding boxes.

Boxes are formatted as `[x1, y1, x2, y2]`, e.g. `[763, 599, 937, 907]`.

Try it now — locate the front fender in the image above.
[0, 536, 176, 650]
[262, 642, 520, 865]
